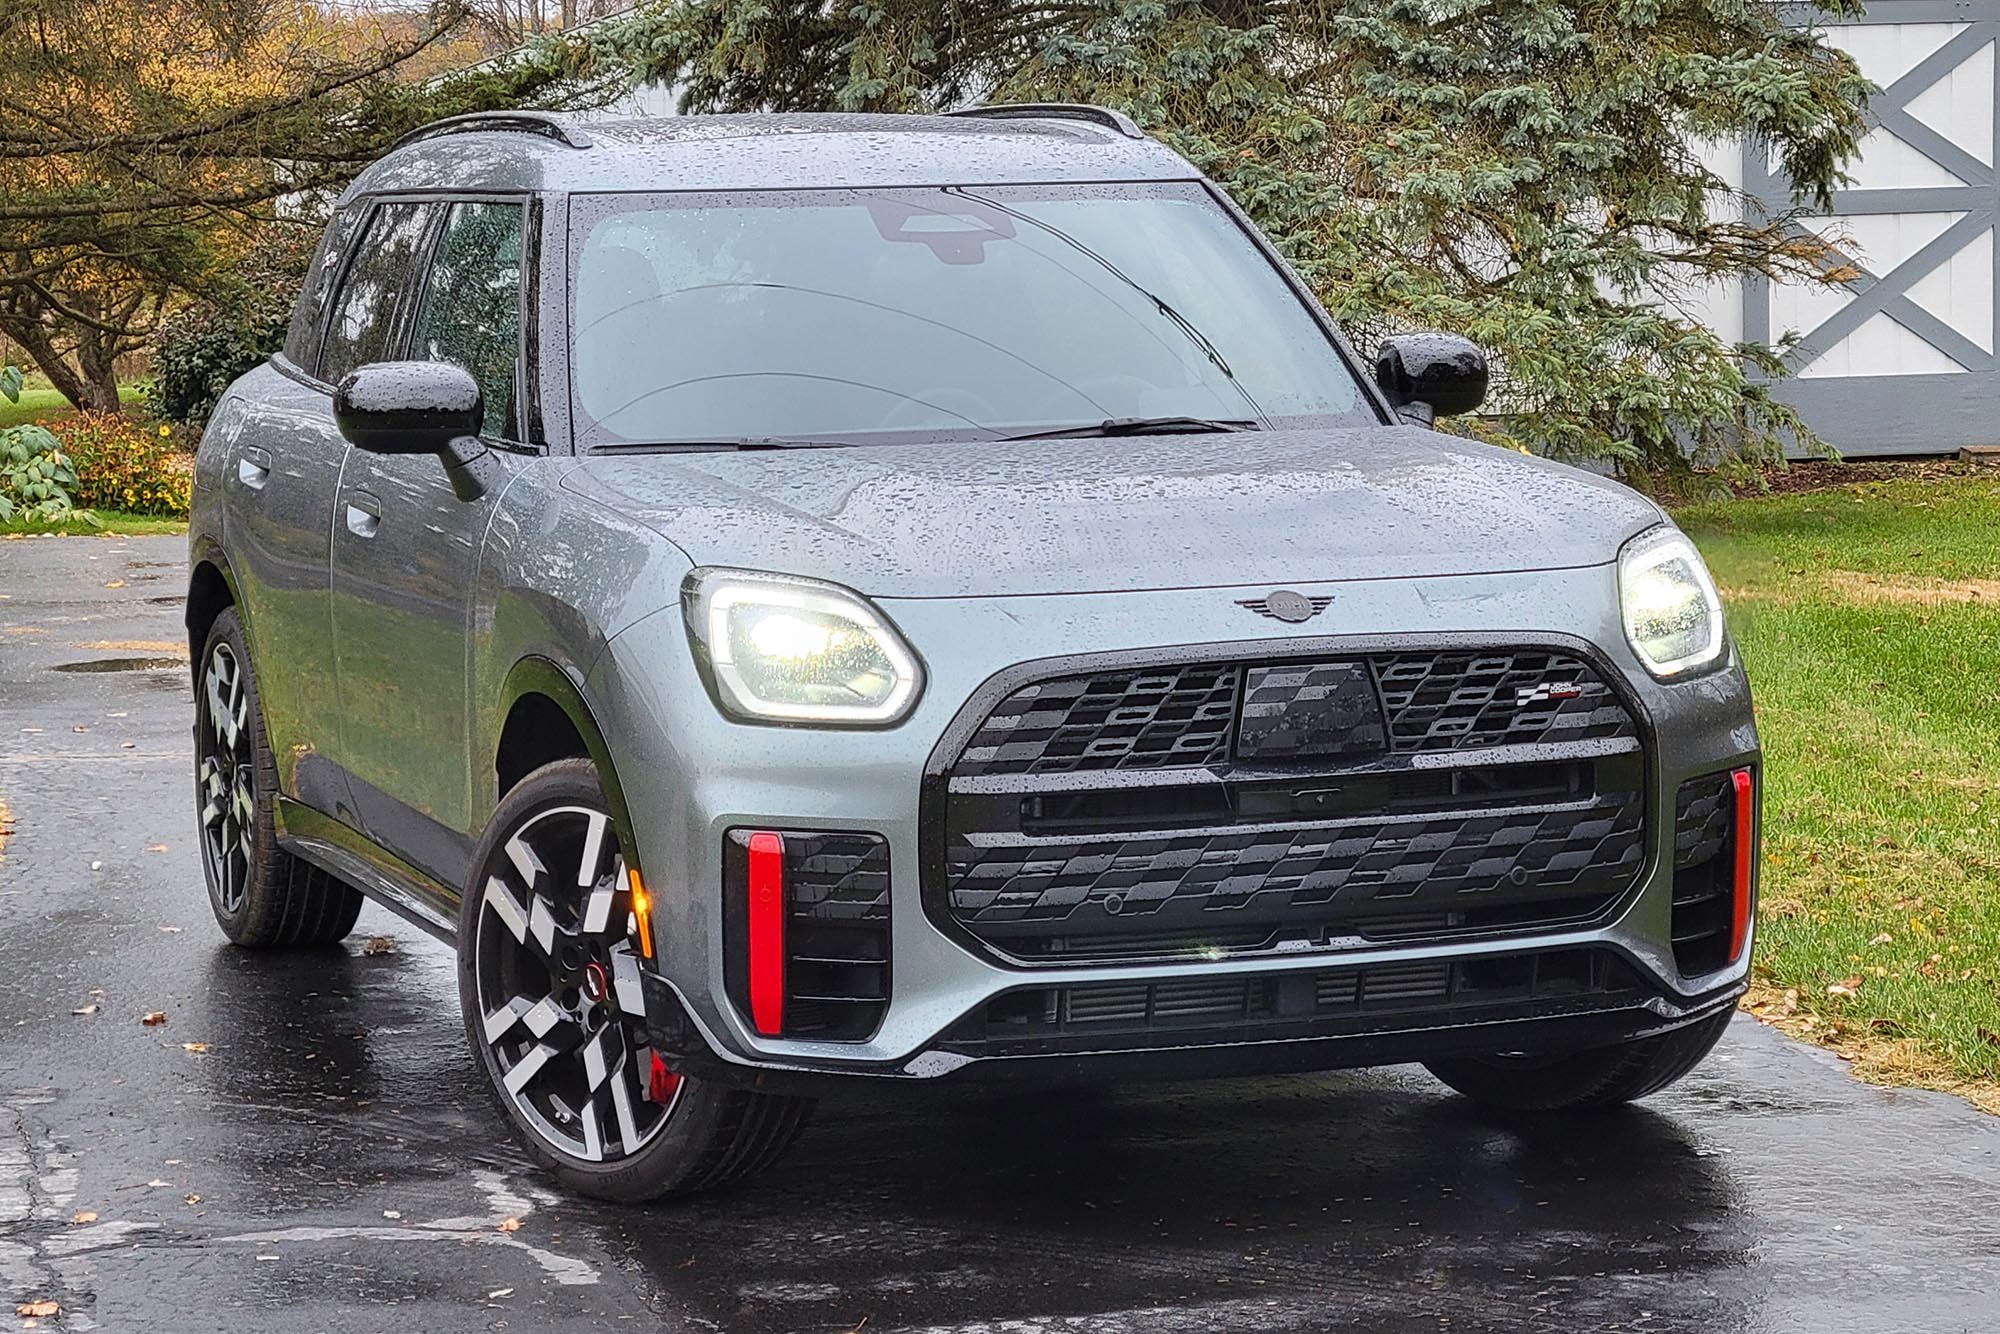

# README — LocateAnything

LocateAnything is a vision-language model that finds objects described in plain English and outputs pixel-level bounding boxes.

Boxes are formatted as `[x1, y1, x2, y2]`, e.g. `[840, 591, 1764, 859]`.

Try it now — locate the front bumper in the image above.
[592, 561, 1759, 1086]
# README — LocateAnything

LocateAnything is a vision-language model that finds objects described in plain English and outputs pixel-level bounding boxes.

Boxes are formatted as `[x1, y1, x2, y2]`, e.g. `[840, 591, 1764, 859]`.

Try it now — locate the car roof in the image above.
[340, 110, 1203, 201]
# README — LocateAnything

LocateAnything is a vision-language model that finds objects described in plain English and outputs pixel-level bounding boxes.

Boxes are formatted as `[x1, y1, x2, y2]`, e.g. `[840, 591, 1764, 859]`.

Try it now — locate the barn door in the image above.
[1749, 1, 1999, 455]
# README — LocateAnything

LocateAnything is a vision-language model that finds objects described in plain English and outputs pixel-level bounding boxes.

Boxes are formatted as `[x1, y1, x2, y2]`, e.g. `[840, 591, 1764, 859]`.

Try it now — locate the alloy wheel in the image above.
[472, 804, 679, 1162]
[196, 640, 256, 916]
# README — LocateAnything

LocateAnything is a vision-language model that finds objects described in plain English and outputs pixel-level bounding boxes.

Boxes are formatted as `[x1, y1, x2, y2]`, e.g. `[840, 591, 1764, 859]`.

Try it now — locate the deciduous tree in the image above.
[0, 0, 622, 410]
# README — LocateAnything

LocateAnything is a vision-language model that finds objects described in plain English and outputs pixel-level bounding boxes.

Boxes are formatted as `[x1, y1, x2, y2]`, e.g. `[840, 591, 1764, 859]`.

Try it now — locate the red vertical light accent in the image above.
[747, 832, 786, 1036]
[1729, 768, 1756, 964]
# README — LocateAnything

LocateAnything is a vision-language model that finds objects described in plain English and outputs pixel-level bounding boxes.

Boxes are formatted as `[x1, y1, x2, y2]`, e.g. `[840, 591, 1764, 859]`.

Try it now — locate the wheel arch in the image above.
[184, 542, 241, 667]
[492, 657, 641, 871]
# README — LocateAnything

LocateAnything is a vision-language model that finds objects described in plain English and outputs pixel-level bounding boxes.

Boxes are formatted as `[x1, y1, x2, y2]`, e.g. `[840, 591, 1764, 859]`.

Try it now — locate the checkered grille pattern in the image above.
[1374, 651, 1633, 750]
[952, 651, 1633, 777]
[946, 795, 1644, 946]
[935, 645, 1648, 962]
[953, 664, 1239, 776]
[1673, 772, 1735, 870]
[788, 834, 891, 925]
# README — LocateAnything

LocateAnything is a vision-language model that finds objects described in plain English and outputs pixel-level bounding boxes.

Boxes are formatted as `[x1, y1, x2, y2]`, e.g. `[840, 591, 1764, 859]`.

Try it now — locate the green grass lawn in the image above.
[0, 510, 186, 537]
[0, 383, 147, 428]
[1679, 470, 2000, 1107]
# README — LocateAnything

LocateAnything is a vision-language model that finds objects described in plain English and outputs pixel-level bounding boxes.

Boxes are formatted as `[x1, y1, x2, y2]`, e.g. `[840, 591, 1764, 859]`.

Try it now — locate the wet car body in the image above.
[187, 108, 1759, 1196]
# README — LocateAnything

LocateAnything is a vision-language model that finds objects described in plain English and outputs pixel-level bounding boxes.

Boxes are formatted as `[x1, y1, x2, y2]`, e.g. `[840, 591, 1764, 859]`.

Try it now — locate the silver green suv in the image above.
[187, 107, 1759, 1201]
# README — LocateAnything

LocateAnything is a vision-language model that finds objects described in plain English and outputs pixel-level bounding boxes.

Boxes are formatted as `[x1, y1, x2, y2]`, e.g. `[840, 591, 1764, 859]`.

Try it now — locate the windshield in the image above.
[567, 182, 1375, 448]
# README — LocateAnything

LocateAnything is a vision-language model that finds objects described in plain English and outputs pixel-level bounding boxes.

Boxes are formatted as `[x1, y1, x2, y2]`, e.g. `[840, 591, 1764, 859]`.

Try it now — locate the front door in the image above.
[329, 198, 533, 894]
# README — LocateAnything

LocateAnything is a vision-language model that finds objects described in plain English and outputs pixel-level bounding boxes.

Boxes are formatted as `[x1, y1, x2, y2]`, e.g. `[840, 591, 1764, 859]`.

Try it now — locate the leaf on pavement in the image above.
[145, 844, 168, 853]
[70, 1211, 97, 1224]
[16, 1300, 59, 1318]
[180, 1042, 209, 1054]
[184, 1193, 202, 1205]
[498, 1217, 522, 1233]
[71, 1004, 98, 1016]
[362, 935, 396, 956]
[487, 1289, 513, 1300]
[141, 1010, 167, 1026]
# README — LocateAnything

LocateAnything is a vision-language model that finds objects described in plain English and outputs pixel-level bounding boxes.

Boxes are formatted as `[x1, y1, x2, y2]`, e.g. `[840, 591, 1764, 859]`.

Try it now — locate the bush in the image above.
[151, 222, 317, 428]
[54, 412, 192, 516]
[0, 365, 83, 523]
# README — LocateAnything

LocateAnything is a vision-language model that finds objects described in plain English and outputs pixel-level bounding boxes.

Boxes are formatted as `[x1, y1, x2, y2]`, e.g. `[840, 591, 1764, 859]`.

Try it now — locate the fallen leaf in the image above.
[70, 1211, 97, 1224]
[487, 1288, 514, 1300]
[383, 1210, 401, 1220]
[71, 1004, 99, 1016]
[145, 844, 168, 853]
[16, 1301, 59, 1318]
[362, 935, 396, 956]
[181, 1042, 209, 1054]
[1867, 932, 1893, 946]
[498, 1217, 522, 1233]
[103, 579, 124, 588]
[1826, 976, 1864, 998]
[141, 1010, 167, 1026]
[1979, 1027, 2000, 1050]
[184, 1193, 202, 1205]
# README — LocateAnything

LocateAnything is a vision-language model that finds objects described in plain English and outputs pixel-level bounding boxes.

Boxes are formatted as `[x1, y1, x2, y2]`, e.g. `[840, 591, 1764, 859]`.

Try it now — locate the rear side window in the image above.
[285, 204, 363, 371]
[318, 201, 437, 384]
[410, 201, 526, 439]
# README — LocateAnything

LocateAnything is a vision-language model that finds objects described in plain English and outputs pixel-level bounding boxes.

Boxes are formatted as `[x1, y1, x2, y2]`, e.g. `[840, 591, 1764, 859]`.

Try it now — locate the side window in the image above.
[318, 201, 437, 385]
[411, 201, 526, 439]
[284, 203, 363, 371]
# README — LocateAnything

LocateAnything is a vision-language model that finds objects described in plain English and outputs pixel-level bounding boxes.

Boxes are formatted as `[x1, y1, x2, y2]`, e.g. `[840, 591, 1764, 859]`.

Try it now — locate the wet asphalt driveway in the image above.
[3, 534, 2000, 1333]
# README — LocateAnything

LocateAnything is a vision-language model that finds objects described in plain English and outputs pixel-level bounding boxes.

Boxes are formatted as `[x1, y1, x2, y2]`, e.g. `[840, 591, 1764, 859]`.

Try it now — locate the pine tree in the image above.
[596, 0, 1869, 478]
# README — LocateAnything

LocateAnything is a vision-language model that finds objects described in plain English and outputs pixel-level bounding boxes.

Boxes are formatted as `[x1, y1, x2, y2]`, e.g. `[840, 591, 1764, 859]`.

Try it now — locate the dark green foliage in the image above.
[595, 0, 1870, 480]
[151, 225, 316, 428]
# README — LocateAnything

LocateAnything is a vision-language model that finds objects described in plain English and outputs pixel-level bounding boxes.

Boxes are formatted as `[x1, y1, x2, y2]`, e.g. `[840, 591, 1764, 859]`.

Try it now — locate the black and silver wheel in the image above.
[1423, 1007, 1736, 1111]
[194, 607, 362, 948]
[458, 758, 812, 1201]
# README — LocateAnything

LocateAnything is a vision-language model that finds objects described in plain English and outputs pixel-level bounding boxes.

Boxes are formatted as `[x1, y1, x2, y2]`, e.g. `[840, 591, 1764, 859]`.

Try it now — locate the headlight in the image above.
[683, 569, 922, 725]
[1618, 526, 1726, 678]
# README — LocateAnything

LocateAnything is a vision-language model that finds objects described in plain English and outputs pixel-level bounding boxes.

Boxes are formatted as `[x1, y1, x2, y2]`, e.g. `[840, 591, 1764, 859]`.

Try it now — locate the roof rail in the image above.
[389, 111, 593, 153]
[944, 103, 1145, 140]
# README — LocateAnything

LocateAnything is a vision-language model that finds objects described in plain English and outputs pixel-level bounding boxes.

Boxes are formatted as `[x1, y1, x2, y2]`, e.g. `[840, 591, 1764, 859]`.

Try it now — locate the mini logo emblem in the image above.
[1516, 681, 1582, 705]
[1237, 589, 1332, 624]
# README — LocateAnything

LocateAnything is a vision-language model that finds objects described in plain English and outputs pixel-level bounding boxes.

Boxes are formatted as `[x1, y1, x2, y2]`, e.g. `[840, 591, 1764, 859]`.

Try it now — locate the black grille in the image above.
[1671, 772, 1744, 978]
[723, 831, 890, 1041]
[952, 649, 1634, 778]
[947, 948, 1647, 1054]
[934, 646, 1648, 964]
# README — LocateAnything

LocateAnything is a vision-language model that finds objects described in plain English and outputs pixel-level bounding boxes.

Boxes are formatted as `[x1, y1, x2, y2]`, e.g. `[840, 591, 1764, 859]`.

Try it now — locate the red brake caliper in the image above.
[647, 1051, 683, 1104]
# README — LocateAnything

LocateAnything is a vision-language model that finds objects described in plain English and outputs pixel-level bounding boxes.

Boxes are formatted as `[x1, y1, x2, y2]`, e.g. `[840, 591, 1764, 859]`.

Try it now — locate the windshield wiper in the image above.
[588, 438, 857, 455]
[1005, 416, 1259, 441]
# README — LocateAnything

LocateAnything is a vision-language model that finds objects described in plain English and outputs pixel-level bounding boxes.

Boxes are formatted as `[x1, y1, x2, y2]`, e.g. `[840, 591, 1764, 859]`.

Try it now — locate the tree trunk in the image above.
[0, 314, 93, 412]
[75, 333, 123, 413]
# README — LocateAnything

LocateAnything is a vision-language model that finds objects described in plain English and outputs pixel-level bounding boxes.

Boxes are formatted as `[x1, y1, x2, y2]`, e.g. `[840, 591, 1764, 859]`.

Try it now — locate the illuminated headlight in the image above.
[683, 569, 922, 725]
[1618, 526, 1726, 678]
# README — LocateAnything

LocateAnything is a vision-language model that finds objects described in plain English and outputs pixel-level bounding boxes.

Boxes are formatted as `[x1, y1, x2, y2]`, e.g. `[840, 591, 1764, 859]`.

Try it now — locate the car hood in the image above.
[559, 426, 1663, 599]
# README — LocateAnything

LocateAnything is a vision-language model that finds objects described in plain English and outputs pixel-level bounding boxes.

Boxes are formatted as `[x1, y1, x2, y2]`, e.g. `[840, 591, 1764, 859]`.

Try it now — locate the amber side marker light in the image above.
[627, 865, 656, 960]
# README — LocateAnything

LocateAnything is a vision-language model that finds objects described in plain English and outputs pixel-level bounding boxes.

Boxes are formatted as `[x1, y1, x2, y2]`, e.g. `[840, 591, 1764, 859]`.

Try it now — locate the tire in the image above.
[457, 758, 813, 1202]
[1423, 1007, 1736, 1111]
[195, 606, 363, 948]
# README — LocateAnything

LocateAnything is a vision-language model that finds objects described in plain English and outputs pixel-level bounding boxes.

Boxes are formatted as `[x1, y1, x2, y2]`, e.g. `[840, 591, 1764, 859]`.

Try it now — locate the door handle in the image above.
[344, 490, 382, 539]
[236, 448, 272, 490]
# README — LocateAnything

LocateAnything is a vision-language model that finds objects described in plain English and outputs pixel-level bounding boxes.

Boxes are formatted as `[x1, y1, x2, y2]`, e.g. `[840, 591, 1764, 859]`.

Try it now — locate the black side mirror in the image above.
[333, 361, 483, 455]
[1375, 333, 1488, 426]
